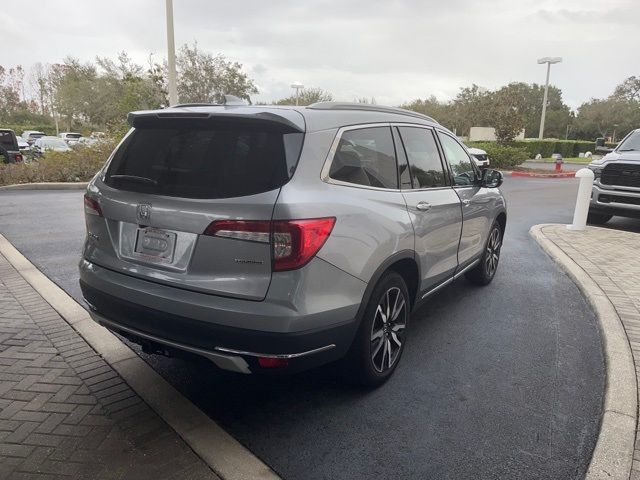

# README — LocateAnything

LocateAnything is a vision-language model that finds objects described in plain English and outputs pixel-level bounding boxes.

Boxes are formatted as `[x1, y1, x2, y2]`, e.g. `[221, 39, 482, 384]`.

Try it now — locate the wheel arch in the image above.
[355, 250, 420, 327]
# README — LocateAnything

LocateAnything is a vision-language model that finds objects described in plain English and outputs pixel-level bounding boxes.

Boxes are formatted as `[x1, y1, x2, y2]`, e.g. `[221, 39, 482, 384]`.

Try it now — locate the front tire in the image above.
[465, 222, 502, 286]
[587, 212, 612, 225]
[344, 272, 409, 387]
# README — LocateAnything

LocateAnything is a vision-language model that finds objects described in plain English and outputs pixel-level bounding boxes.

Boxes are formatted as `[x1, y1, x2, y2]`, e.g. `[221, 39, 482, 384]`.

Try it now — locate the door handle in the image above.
[416, 201, 432, 211]
[461, 199, 471, 206]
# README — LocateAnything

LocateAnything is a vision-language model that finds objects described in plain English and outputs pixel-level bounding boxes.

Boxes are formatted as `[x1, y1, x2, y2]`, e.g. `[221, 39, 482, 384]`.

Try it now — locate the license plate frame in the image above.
[133, 227, 177, 264]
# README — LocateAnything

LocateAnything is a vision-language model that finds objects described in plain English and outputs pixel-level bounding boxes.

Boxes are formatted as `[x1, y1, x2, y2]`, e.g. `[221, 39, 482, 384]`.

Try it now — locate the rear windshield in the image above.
[65, 133, 82, 139]
[105, 121, 303, 199]
[0, 131, 18, 150]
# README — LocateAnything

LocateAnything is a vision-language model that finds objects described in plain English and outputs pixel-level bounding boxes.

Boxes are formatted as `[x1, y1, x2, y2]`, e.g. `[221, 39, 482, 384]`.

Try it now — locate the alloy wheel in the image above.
[370, 287, 407, 373]
[485, 227, 501, 278]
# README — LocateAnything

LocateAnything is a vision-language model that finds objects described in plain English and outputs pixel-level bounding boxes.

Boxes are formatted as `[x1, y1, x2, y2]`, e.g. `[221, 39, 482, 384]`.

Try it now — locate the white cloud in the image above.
[1, 0, 637, 110]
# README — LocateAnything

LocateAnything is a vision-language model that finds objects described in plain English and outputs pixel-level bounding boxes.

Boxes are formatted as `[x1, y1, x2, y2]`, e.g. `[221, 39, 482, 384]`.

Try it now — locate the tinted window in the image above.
[398, 127, 446, 188]
[105, 122, 301, 199]
[0, 131, 17, 150]
[438, 132, 477, 186]
[329, 127, 398, 189]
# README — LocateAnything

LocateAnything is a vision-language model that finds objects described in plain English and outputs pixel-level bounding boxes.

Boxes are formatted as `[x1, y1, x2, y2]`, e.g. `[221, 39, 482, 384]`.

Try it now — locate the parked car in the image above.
[16, 136, 30, 152]
[467, 147, 490, 168]
[59, 132, 82, 145]
[79, 101, 507, 386]
[21, 130, 45, 145]
[33, 136, 72, 157]
[0, 129, 24, 163]
[588, 128, 640, 223]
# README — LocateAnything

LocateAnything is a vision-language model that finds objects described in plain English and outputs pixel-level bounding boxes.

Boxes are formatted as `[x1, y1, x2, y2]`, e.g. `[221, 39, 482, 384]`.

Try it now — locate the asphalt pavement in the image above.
[2, 177, 635, 479]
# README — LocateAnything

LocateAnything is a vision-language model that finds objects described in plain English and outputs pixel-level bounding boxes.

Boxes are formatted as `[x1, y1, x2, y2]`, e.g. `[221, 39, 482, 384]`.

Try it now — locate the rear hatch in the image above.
[84, 107, 305, 300]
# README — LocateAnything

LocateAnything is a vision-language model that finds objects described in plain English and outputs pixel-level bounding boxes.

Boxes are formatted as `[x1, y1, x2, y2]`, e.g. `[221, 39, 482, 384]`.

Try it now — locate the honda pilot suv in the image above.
[79, 100, 507, 386]
[588, 128, 640, 224]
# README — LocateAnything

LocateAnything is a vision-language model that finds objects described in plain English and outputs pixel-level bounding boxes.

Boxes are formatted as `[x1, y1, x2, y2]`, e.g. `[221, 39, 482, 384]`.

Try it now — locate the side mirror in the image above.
[482, 169, 503, 188]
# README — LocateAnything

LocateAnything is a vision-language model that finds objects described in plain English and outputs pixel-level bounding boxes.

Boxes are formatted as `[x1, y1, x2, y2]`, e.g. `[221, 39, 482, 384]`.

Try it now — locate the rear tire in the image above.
[465, 222, 502, 286]
[587, 212, 612, 225]
[343, 272, 409, 387]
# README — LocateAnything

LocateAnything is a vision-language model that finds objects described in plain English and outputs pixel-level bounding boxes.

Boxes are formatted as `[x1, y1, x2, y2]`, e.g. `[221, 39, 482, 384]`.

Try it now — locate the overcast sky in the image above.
[2, 0, 638, 109]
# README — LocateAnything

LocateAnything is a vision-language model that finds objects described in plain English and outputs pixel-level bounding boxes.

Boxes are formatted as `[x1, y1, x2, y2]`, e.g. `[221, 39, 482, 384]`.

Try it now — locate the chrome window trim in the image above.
[320, 122, 453, 193]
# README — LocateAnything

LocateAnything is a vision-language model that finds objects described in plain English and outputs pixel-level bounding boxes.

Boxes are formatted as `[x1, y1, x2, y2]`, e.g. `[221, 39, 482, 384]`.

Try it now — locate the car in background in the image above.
[588, 128, 640, 224]
[33, 136, 72, 157]
[0, 129, 24, 164]
[467, 147, 490, 168]
[59, 132, 83, 145]
[21, 130, 46, 146]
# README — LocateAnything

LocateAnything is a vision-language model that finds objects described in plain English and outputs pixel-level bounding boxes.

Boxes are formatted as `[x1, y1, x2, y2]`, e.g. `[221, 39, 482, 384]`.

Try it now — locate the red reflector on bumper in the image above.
[258, 357, 289, 368]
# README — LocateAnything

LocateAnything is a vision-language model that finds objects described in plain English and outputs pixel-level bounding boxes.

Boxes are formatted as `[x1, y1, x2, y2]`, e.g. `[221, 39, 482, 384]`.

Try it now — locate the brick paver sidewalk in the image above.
[539, 224, 640, 478]
[0, 252, 219, 479]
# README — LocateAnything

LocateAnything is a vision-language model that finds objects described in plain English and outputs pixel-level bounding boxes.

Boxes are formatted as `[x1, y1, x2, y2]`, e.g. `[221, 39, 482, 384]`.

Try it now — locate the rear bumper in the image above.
[590, 184, 640, 219]
[79, 258, 365, 373]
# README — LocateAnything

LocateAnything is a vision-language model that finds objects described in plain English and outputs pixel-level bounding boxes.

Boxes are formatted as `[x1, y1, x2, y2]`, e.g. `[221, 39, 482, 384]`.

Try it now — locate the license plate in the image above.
[133, 227, 176, 264]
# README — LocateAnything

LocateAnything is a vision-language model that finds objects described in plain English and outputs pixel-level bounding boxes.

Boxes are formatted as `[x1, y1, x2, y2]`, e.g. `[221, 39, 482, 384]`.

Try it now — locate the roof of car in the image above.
[128, 101, 440, 133]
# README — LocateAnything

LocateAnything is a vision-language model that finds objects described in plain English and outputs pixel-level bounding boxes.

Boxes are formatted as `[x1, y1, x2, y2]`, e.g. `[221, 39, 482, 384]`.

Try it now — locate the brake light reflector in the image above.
[272, 218, 335, 271]
[83, 194, 103, 217]
[258, 357, 289, 368]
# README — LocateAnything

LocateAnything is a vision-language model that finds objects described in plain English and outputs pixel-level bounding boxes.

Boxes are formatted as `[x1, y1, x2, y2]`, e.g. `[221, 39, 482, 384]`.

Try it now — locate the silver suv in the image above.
[588, 128, 640, 224]
[79, 101, 507, 386]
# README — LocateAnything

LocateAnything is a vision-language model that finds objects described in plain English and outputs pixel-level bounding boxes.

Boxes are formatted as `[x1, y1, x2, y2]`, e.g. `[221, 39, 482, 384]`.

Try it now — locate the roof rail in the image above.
[306, 102, 438, 123]
[170, 95, 248, 109]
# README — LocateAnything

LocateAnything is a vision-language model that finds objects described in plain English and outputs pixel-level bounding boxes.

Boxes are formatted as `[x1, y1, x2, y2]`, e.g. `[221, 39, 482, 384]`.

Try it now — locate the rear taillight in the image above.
[15, 153, 23, 163]
[203, 217, 336, 271]
[84, 194, 103, 217]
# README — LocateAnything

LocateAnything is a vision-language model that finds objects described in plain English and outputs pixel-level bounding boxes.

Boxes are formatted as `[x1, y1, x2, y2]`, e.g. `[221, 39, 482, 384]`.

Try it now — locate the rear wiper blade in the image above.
[109, 174, 158, 185]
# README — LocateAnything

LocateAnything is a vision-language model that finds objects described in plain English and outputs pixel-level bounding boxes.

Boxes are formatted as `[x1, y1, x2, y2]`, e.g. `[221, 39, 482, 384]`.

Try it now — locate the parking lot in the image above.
[2, 176, 637, 479]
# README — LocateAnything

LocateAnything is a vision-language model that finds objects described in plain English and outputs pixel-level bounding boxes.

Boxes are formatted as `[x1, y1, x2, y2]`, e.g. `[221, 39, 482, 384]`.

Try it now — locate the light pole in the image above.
[537, 57, 562, 140]
[166, 0, 178, 106]
[290, 82, 304, 106]
[612, 124, 618, 143]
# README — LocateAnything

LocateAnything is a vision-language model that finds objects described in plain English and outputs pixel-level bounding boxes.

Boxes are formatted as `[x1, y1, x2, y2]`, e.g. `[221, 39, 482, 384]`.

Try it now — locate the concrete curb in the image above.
[0, 233, 280, 480]
[530, 224, 637, 480]
[0, 181, 88, 191]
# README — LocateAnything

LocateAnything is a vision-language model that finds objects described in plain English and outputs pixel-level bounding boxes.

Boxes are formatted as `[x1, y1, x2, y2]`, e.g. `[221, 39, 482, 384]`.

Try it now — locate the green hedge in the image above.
[467, 142, 529, 168]
[467, 140, 595, 159]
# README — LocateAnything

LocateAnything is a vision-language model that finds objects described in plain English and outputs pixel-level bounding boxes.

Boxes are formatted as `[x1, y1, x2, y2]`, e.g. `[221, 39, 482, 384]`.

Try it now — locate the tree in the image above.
[176, 42, 258, 104]
[491, 84, 526, 143]
[401, 96, 456, 129]
[613, 76, 640, 103]
[274, 87, 333, 106]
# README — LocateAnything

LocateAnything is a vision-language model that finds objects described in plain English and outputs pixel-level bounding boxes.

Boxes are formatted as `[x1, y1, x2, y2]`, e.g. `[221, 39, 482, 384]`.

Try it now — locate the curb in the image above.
[504, 171, 576, 178]
[0, 182, 88, 191]
[0, 233, 280, 480]
[530, 224, 637, 480]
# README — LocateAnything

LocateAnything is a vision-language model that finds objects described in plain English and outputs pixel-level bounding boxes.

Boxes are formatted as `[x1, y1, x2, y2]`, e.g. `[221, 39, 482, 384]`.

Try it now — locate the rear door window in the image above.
[105, 121, 303, 199]
[397, 127, 447, 188]
[329, 127, 398, 189]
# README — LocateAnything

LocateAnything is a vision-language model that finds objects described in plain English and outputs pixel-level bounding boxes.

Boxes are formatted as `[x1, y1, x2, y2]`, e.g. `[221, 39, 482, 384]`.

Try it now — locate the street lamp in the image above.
[612, 124, 619, 143]
[290, 82, 304, 106]
[537, 57, 562, 140]
[166, 0, 178, 106]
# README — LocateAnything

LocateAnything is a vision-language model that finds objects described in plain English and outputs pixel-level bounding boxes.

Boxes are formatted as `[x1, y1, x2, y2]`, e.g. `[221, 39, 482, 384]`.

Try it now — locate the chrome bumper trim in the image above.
[214, 344, 336, 359]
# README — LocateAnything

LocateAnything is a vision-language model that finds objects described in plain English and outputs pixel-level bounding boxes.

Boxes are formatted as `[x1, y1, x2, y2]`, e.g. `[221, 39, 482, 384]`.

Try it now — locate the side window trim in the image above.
[320, 123, 401, 192]
[391, 126, 413, 190]
[435, 129, 480, 188]
[393, 124, 451, 191]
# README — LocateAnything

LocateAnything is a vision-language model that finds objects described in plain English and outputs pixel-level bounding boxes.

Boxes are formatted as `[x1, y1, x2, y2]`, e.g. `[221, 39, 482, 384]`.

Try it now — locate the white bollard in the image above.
[567, 168, 595, 231]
